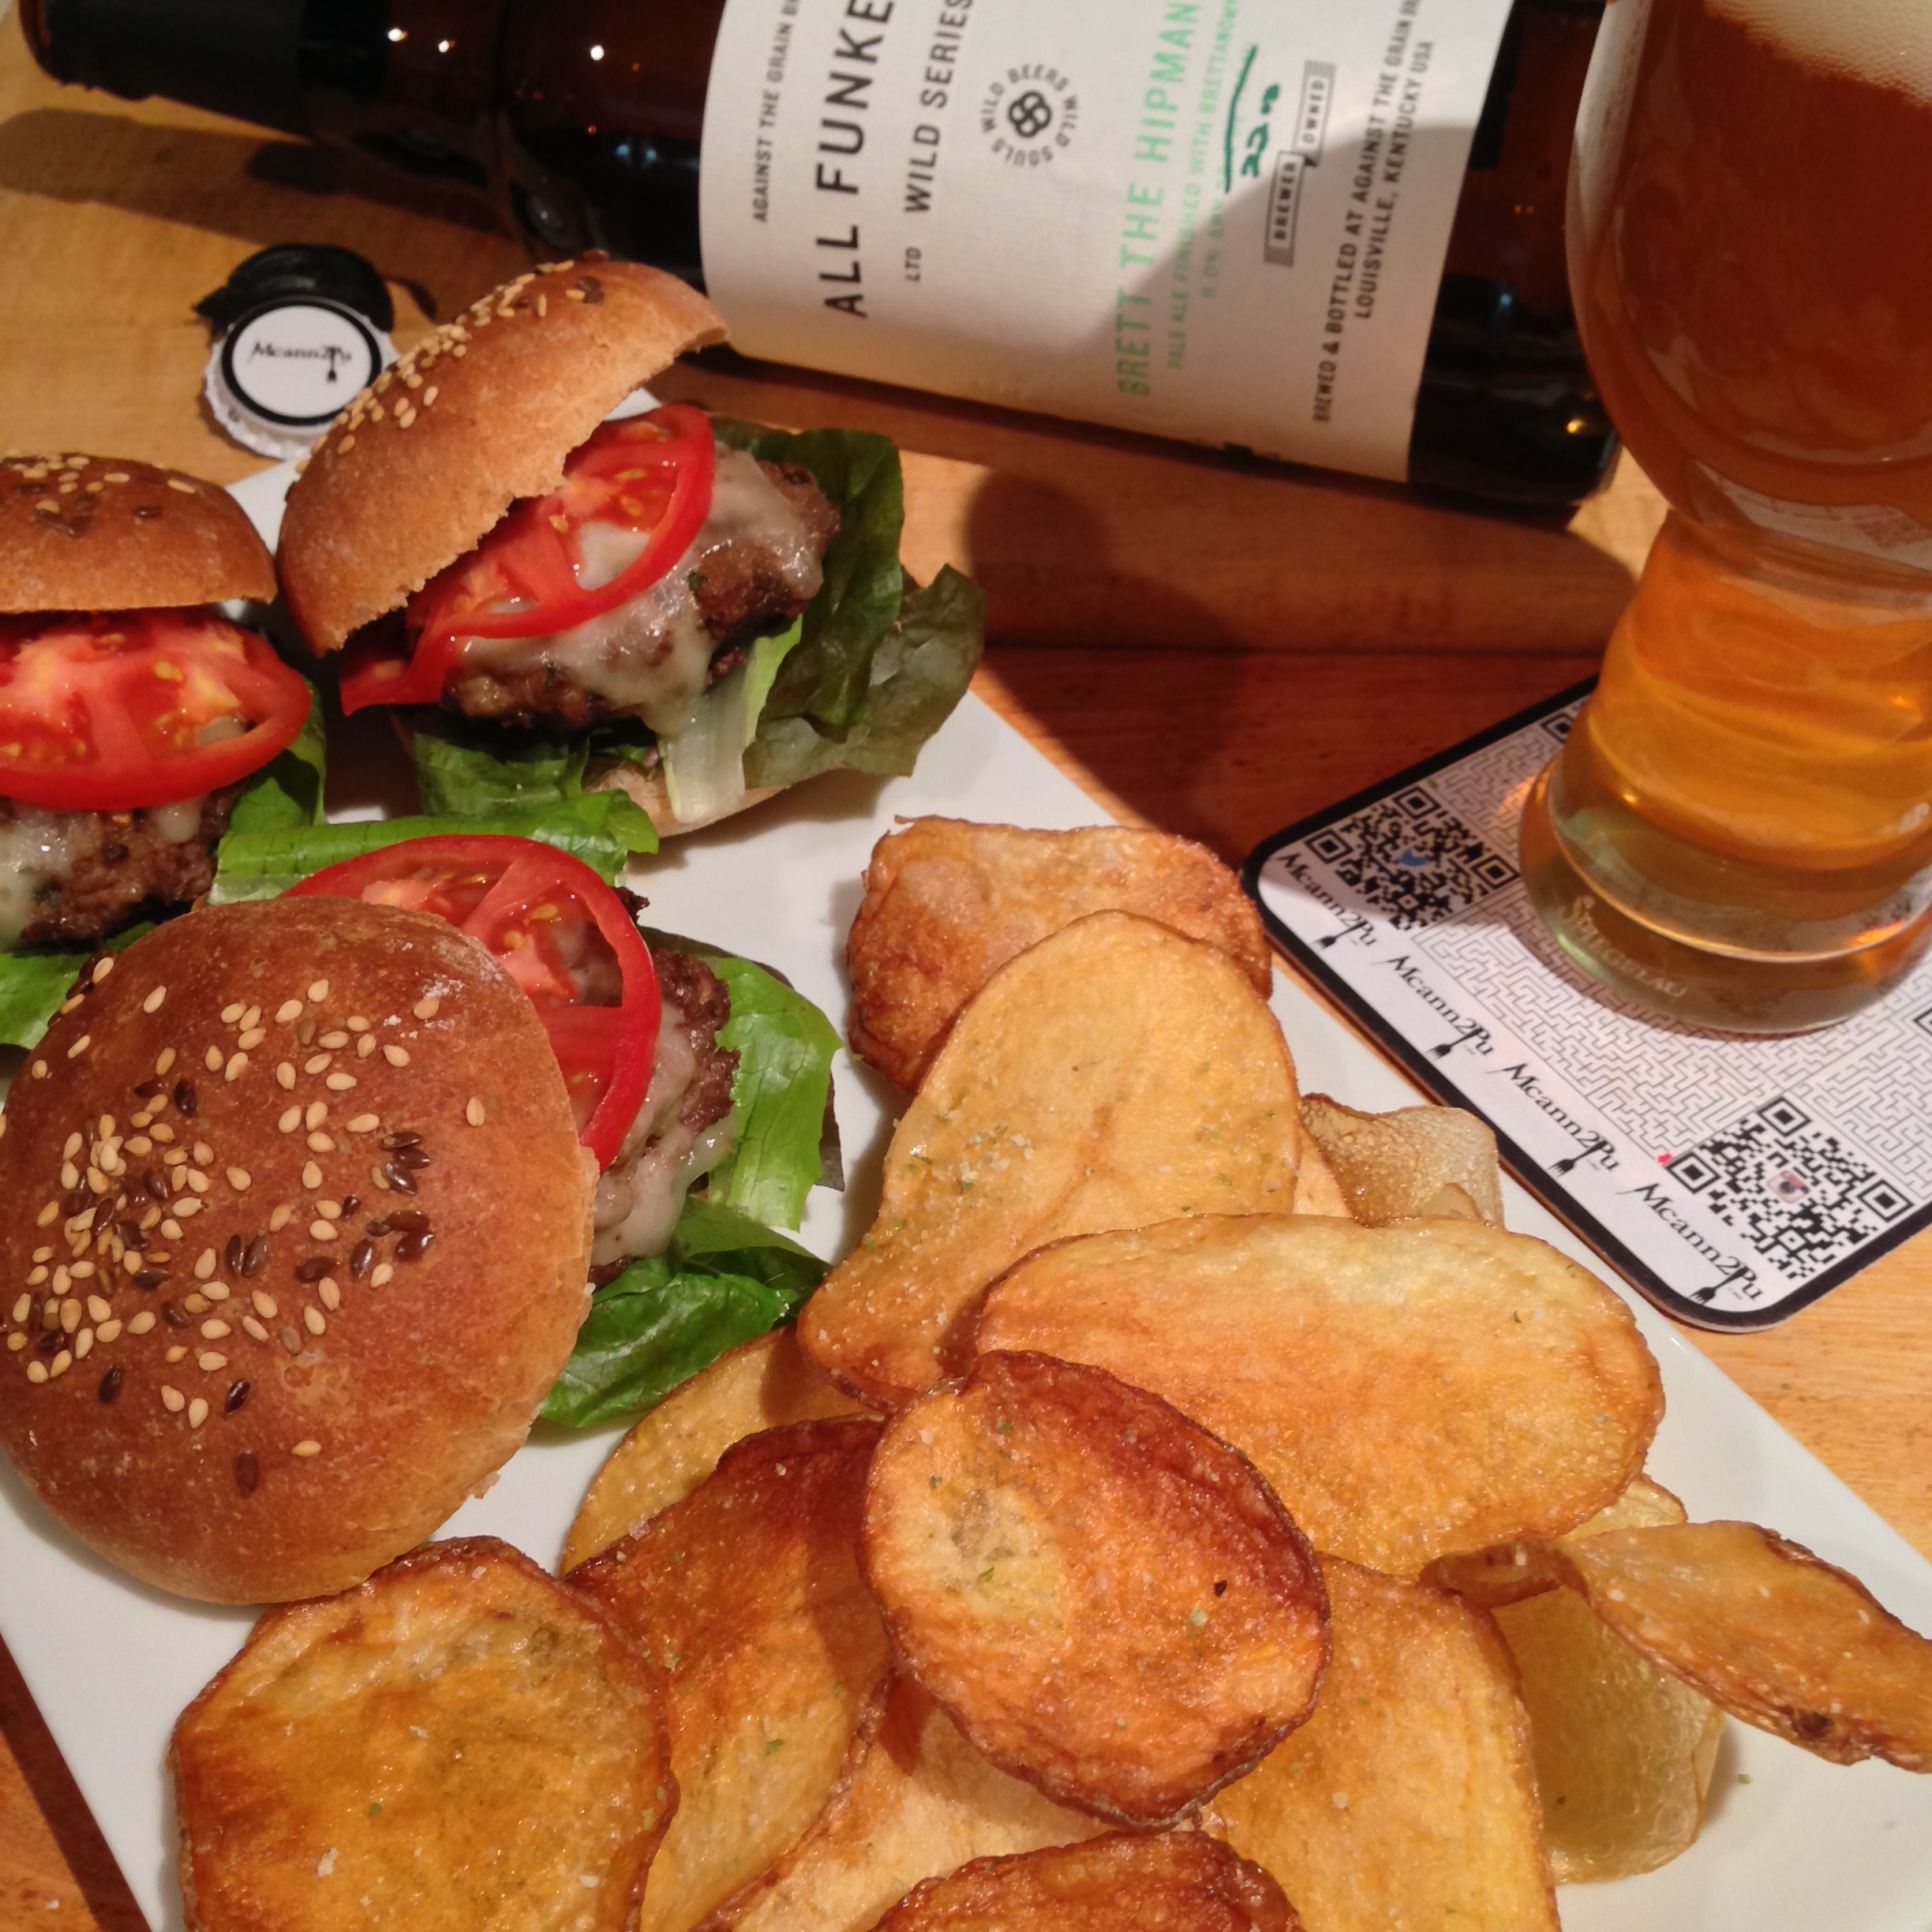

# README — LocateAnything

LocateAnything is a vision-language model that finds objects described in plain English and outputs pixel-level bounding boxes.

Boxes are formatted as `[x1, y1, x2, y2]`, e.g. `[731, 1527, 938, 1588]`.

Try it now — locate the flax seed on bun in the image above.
[1, 456, 275, 612]
[0, 896, 597, 1604]
[278, 258, 726, 653]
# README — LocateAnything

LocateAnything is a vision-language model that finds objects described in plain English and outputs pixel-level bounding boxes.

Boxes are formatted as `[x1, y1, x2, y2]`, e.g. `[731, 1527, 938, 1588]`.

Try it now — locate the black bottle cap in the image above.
[24, 0, 309, 137]
[197, 245, 396, 336]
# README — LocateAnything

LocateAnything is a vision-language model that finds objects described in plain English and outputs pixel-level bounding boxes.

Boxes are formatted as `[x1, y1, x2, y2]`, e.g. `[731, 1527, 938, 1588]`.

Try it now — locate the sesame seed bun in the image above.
[1, 456, 275, 613]
[278, 259, 727, 653]
[0, 896, 597, 1604]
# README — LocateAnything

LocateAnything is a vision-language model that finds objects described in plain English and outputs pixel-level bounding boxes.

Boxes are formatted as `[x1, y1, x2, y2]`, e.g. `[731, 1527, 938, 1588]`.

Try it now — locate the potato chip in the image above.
[1203, 1560, 1557, 1931]
[974, 1215, 1662, 1575]
[1549, 1521, 1932, 1770]
[570, 1421, 893, 1932]
[800, 913, 1301, 1410]
[172, 1538, 673, 1932]
[1289, 1133, 1352, 1219]
[863, 1352, 1329, 1827]
[845, 819, 1273, 1090]
[1495, 1588, 1723, 1883]
[705, 1678, 1103, 1932]
[1297, 1094, 1504, 1226]
[563, 1329, 868, 1570]
[869, 1831, 1297, 1931]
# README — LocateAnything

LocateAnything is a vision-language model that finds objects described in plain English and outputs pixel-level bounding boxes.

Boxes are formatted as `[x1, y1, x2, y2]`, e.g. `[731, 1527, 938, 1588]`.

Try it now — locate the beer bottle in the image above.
[24, 0, 1615, 506]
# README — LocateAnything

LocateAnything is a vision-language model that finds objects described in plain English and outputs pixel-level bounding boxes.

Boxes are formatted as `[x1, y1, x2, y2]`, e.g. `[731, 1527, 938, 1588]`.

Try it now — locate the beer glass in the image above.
[1520, 0, 1932, 1030]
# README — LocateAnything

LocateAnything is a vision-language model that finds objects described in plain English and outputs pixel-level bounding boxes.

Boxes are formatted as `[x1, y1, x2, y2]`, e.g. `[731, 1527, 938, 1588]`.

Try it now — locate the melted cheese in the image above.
[462, 448, 824, 738]
[0, 796, 207, 949]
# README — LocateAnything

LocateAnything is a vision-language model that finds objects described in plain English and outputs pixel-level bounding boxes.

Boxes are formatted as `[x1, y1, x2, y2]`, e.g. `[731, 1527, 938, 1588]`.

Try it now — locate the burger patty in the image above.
[447, 460, 841, 733]
[0, 787, 241, 948]
[653, 949, 739, 1139]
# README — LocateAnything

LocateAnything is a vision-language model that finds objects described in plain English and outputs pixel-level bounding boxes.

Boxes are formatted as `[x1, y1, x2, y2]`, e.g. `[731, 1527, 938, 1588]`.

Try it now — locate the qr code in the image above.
[1302, 786, 1518, 930]
[1666, 1096, 1912, 1282]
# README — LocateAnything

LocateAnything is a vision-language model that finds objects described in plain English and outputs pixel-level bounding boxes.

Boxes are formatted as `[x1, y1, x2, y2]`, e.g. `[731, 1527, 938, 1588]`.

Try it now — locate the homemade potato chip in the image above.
[706, 1678, 1103, 1932]
[1203, 1560, 1557, 1932]
[1551, 1521, 1932, 1770]
[845, 818, 1273, 1089]
[172, 1538, 673, 1932]
[563, 1329, 867, 1570]
[800, 913, 1301, 1409]
[1289, 1133, 1351, 1219]
[974, 1215, 1662, 1575]
[571, 1421, 893, 1932]
[868, 1831, 1297, 1931]
[1297, 1093, 1504, 1226]
[863, 1352, 1329, 1827]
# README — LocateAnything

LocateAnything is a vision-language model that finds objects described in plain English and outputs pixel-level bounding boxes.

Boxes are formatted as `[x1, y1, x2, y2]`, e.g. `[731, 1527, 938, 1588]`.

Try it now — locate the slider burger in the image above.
[0, 893, 594, 1602]
[0, 457, 310, 985]
[277, 258, 983, 833]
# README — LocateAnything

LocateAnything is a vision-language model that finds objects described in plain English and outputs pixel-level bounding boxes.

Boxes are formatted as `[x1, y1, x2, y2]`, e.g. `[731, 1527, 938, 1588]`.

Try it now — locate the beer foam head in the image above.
[1709, 0, 1932, 103]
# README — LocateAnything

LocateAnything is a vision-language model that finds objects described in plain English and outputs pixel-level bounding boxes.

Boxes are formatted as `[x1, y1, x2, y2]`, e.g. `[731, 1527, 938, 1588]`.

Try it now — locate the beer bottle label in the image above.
[700, 0, 1512, 481]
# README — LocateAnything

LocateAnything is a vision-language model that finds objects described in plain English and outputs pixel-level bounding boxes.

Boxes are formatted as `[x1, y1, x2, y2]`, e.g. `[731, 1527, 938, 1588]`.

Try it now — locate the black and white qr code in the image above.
[1666, 1097, 1913, 1282]
[1301, 786, 1518, 931]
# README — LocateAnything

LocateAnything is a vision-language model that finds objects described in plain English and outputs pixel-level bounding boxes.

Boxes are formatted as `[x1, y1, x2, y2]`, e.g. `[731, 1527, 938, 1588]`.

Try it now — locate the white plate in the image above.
[2, 462, 1929, 1931]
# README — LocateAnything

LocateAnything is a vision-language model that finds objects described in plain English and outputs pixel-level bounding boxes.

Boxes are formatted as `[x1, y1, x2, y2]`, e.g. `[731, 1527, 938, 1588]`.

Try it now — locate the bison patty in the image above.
[0, 788, 241, 948]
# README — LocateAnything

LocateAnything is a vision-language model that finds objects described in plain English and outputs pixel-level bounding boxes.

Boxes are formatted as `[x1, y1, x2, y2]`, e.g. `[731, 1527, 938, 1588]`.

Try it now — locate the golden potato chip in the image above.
[868, 1831, 1297, 1931]
[863, 1352, 1329, 1827]
[172, 1537, 673, 1932]
[1297, 1093, 1505, 1226]
[1549, 1521, 1932, 1770]
[1495, 1587, 1723, 1883]
[800, 913, 1301, 1410]
[1203, 1560, 1557, 1932]
[564, 1329, 868, 1570]
[571, 1421, 893, 1932]
[1290, 1133, 1352, 1219]
[706, 1678, 1103, 1932]
[846, 818, 1273, 1089]
[974, 1215, 1662, 1575]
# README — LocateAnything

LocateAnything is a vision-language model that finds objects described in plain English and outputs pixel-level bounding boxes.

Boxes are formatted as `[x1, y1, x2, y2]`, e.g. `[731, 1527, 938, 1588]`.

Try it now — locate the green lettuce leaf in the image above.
[209, 792, 657, 900]
[539, 1197, 826, 1428]
[0, 922, 151, 1051]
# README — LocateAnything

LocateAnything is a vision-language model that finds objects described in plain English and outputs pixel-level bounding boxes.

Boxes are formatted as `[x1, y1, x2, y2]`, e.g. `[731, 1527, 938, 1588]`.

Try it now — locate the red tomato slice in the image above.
[0, 608, 310, 812]
[287, 833, 660, 1168]
[339, 404, 717, 713]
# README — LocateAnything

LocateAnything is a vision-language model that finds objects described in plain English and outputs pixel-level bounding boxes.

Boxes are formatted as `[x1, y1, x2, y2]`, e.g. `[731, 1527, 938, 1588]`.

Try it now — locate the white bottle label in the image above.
[701, 0, 1513, 480]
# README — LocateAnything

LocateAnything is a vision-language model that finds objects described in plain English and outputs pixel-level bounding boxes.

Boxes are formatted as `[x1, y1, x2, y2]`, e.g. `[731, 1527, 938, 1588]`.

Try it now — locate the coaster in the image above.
[1245, 681, 1932, 1329]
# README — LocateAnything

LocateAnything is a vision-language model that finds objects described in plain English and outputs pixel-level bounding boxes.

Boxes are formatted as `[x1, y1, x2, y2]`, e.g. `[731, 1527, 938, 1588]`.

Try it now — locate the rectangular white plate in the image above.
[0, 462, 1928, 1930]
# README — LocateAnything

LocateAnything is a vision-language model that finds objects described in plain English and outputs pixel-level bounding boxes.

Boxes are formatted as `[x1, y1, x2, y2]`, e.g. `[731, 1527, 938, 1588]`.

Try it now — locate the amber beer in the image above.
[1525, 0, 1932, 1028]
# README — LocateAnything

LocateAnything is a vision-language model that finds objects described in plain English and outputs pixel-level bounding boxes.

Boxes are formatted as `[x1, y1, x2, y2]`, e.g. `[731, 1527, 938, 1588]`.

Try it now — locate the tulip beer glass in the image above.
[1521, 0, 1932, 1029]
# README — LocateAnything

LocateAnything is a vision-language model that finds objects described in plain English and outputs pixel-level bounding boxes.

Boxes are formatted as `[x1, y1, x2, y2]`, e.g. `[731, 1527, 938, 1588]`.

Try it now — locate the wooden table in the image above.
[1, 28, 1926, 1930]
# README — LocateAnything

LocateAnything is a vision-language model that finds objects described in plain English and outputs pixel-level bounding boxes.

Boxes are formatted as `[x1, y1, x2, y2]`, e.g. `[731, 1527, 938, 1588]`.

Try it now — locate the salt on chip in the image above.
[571, 1421, 893, 1932]
[564, 1328, 868, 1570]
[1298, 1093, 1504, 1226]
[868, 1831, 1298, 1931]
[705, 1677, 1103, 1932]
[800, 912, 1301, 1410]
[172, 1537, 674, 1932]
[1549, 1520, 1932, 1771]
[974, 1214, 1662, 1575]
[845, 818, 1273, 1090]
[863, 1352, 1329, 1827]
[1203, 1560, 1557, 1932]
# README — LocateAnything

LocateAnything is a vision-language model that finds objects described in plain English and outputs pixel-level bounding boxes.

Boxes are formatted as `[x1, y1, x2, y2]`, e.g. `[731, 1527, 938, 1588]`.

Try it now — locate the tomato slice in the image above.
[339, 403, 718, 714]
[0, 608, 310, 812]
[287, 833, 660, 1168]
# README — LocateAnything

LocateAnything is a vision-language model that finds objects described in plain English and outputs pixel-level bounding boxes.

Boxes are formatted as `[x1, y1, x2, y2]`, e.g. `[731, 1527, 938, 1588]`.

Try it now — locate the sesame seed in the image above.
[62, 1131, 81, 1159]
[302, 1161, 323, 1189]
[160, 1385, 184, 1412]
[188, 1398, 209, 1428]
[309, 979, 329, 1002]
[227, 1167, 251, 1191]
[198, 1352, 227, 1372]
[466, 1096, 486, 1127]
[305, 1101, 328, 1129]
[127, 1311, 155, 1335]
[275, 999, 303, 1024]
[383, 1044, 410, 1067]
[276, 1062, 297, 1091]
[291, 1439, 322, 1458]
[5, 1335, 22, 1353]
[203, 1282, 230, 1302]
[318, 1279, 341, 1311]
[183, 1293, 208, 1314]
[252, 1287, 279, 1318]
[72, 1332, 92, 1361]
[155, 1047, 175, 1075]
[242, 1316, 270, 1342]
[30, 1061, 47, 1079]
[185, 1169, 210, 1194]
[309, 1221, 337, 1242]
[317, 1200, 343, 1221]
[162, 1218, 183, 1240]
[269, 1204, 294, 1232]
[86, 1295, 110, 1322]
[36, 1201, 58, 1226]
[95, 1319, 122, 1343]
[221, 1002, 245, 1024]
[238, 1028, 266, 1051]
[167, 477, 197, 495]
[304, 1308, 326, 1335]
[358, 1035, 376, 1058]
[9, 1296, 26, 1324]
[325, 1073, 358, 1092]
[67, 1035, 92, 1058]
[307, 1133, 335, 1154]
[424, 387, 438, 405]
[26, 1362, 47, 1383]
[370, 1262, 395, 1288]
[103, 471, 129, 484]
[91, 957, 114, 985]
[346, 1016, 369, 1032]
[413, 996, 440, 1020]
[338, 435, 355, 454]
[200, 1319, 230, 1339]
[278, 1106, 301, 1133]
[48, 1350, 72, 1377]
[346, 1113, 380, 1133]
[59, 1299, 80, 1332]
[305, 1054, 331, 1075]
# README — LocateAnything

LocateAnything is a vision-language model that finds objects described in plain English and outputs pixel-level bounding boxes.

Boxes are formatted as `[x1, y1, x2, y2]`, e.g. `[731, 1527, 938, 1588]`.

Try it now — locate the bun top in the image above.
[0, 896, 596, 1604]
[278, 258, 727, 653]
[0, 456, 275, 613]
